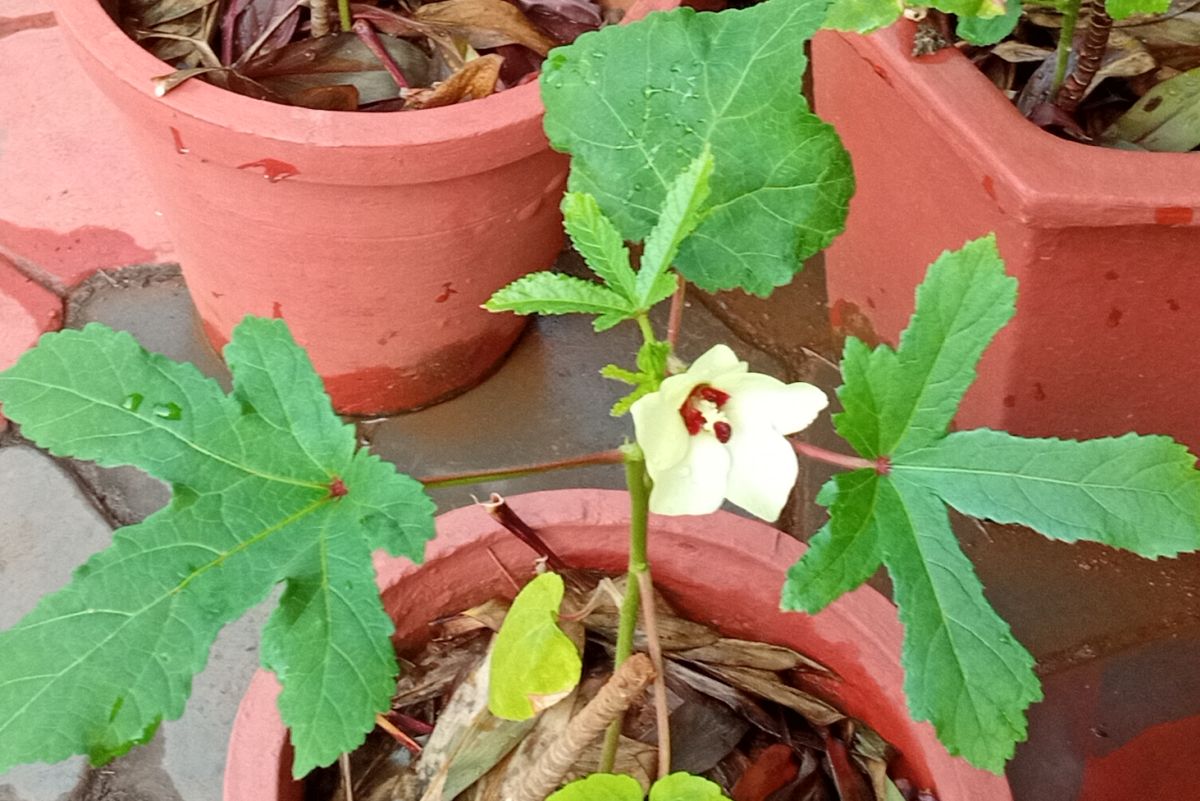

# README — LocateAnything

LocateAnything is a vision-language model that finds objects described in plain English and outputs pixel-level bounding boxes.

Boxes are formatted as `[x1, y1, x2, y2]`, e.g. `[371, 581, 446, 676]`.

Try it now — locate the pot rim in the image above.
[832, 23, 1200, 228]
[222, 488, 1013, 801]
[51, 0, 679, 151]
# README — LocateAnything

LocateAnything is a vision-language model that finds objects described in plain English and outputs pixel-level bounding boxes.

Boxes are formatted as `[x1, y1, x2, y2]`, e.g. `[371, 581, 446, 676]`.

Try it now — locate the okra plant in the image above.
[0, 0, 1197, 797]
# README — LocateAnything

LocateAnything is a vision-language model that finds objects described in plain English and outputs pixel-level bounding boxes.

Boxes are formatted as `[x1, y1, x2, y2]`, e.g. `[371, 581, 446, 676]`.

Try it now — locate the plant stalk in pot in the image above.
[52, 0, 678, 415]
[3, 1, 1200, 800]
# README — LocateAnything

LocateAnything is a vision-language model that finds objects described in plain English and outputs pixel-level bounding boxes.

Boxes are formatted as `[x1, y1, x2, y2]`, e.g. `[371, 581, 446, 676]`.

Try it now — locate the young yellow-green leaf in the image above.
[548, 773, 643, 801]
[485, 272, 638, 332]
[837, 236, 1016, 458]
[489, 573, 582, 720]
[562, 192, 639, 301]
[893, 430, 1200, 558]
[636, 149, 714, 305]
[602, 339, 670, 417]
[1106, 0, 1170, 19]
[957, 0, 1021, 45]
[781, 469, 884, 614]
[541, 0, 853, 296]
[650, 772, 730, 801]
[822, 0, 903, 33]
[0, 319, 436, 777]
[879, 476, 1042, 772]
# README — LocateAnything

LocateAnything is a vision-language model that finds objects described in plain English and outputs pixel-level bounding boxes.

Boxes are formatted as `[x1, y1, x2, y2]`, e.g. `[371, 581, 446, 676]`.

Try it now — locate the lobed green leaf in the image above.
[838, 236, 1016, 458]
[781, 470, 884, 613]
[893, 430, 1200, 558]
[541, 0, 853, 295]
[484, 272, 637, 332]
[879, 476, 1042, 773]
[562, 192, 639, 301]
[0, 318, 436, 776]
[636, 148, 714, 305]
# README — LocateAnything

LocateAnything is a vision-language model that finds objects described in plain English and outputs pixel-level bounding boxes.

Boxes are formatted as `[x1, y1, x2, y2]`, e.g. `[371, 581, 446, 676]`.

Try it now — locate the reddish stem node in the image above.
[328, 476, 348, 498]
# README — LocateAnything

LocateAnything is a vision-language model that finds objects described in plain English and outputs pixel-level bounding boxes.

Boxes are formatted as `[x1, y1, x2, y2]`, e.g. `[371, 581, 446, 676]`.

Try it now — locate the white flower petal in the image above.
[723, 423, 799, 521]
[631, 390, 690, 473]
[684, 344, 747, 383]
[722, 374, 829, 436]
[647, 435, 730, 517]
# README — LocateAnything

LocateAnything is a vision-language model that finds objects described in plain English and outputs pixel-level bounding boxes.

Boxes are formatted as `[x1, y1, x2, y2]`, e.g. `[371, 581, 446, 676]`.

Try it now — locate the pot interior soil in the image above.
[928, 1, 1200, 150]
[105, 0, 613, 110]
[302, 569, 936, 801]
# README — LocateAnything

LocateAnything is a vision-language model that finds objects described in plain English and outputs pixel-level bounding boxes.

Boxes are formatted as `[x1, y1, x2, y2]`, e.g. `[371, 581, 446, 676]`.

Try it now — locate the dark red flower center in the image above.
[679, 384, 733, 443]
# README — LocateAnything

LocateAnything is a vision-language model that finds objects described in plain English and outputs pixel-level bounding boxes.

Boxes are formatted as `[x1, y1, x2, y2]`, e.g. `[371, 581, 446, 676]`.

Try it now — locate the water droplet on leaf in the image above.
[121, 393, 144, 412]
[153, 402, 183, 420]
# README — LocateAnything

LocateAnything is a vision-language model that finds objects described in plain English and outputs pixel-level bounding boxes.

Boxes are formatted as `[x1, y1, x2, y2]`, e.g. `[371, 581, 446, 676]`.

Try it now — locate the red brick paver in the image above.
[0, 0, 174, 289]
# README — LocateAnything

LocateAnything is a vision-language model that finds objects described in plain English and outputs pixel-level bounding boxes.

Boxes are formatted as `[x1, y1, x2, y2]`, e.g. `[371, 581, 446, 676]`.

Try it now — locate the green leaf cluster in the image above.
[541, 0, 854, 296]
[485, 150, 712, 332]
[549, 771, 729, 801]
[783, 235, 1200, 772]
[0, 318, 436, 778]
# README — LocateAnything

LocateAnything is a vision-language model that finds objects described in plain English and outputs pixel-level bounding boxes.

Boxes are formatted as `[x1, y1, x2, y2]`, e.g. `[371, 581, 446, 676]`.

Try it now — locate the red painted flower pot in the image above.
[51, 0, 674, 415]
[814, 24, 1200, 450]
[223, 489, 1012, 801]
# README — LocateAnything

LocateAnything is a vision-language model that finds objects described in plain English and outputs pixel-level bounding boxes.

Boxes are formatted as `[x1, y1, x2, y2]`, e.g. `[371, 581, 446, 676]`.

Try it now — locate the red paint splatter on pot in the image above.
[1155, 206, 1193, 226]
[237, 158, 300, 182]
[1033, 382, 1046, 401]
[211, 291, 224, 299]
[376, 330, 399, 346]
[866, 296, 876, 309]
[1168, 299, 1181, 311]
[170, 127, 189, 155]
[1107, 307, 1123, 328]
[272, 301, 283, 318]
[1104, 270, 1119, 280]
[982, 175, 996, 201]
[1003, 394, 1016, 408]
[435, 282, 458, 303]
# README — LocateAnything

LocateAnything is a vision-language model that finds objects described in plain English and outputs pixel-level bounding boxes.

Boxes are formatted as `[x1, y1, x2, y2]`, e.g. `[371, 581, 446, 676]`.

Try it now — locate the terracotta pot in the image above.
[814, 24, 1200, 450]
[223, 489, 1012, 801]
[51, 0, 675, 415]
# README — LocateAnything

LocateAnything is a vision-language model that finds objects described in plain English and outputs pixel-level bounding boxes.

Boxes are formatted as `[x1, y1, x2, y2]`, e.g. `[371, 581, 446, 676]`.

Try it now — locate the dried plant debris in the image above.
[304, 573, 936, 801]
[113, 0, 608, 109]
[955, 0, 1200, 149]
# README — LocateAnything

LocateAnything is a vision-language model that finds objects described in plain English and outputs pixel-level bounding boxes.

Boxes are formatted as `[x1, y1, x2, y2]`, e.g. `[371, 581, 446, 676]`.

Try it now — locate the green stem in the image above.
[635, 314, 656, 347]
[1052, 0, 1081, 99]
[337, 0, 352, 31]
[418, 449, 625, 489]
[599, 444, 652, 772]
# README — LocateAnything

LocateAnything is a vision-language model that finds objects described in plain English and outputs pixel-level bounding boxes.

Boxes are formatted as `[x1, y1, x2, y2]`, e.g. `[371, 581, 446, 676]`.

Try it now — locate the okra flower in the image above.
[630, 344, 828, 521]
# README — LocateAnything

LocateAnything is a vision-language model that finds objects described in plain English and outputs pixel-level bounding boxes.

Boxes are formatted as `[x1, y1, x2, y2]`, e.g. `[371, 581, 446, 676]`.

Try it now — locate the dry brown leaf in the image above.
[404, 54, 504, 109]
[414, 0, 557, 55]
[990, 40, 1053, 62]
[677, 638, 833, 674]
[700, 664, 844, 727]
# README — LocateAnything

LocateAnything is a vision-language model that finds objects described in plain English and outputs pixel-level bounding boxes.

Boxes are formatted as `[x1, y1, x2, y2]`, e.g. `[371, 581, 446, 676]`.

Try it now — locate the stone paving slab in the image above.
[0, 446, 107, 801]
[0, 6, 174, 289]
